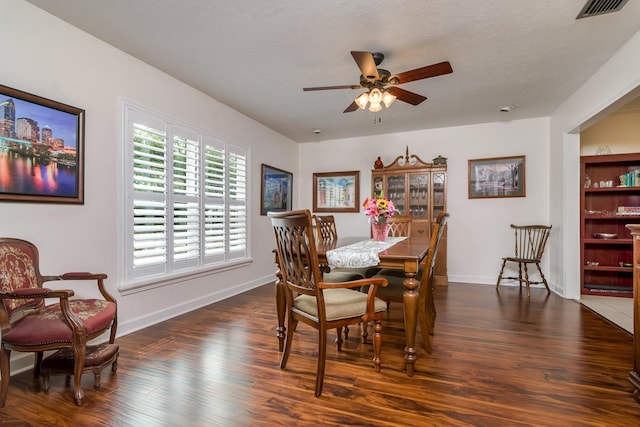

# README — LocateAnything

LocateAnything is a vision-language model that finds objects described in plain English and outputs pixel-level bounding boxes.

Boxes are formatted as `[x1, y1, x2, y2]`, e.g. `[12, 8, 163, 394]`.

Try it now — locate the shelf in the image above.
[584, 215, 640, 220]
[584, 186, 640, 193]
[582, 238, 632, 245]
[583, 265, 633, 272]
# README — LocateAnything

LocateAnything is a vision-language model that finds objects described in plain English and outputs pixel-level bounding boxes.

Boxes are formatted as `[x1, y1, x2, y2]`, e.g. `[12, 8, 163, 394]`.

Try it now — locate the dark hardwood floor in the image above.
[0, 282, 638, 426]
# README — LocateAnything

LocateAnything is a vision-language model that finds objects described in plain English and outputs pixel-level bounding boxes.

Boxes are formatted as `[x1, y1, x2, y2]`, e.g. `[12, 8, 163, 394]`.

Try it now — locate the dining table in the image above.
[273, 234, 431, 376]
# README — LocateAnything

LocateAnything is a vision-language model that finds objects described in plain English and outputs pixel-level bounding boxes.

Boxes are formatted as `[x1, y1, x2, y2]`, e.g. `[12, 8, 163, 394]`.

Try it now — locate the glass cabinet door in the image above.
[385, 174, 406, 215]
[409, 173, 429, 219]
[372, 175, 384, 198]
[432, 172, 446, 220]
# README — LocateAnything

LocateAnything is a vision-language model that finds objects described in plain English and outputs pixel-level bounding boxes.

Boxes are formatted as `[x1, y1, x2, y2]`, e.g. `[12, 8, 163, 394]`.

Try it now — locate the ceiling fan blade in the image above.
[351, 51, 379, 82]
[343, 101, 359, 113]
[390, 61, 453, 84]
[387, 87, 427, 105]
[303, 85, 361, 91]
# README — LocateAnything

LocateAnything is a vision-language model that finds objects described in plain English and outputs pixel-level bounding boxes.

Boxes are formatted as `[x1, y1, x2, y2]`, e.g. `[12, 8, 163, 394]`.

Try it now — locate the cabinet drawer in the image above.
[411, 221, 430, 239]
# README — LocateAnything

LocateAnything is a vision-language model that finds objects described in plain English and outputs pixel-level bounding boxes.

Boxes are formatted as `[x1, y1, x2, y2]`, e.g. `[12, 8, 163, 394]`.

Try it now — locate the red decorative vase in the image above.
[371, 222, 389, 242]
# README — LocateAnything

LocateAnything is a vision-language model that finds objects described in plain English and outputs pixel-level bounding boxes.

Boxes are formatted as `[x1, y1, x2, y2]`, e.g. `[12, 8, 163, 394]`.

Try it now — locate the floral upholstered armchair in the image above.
[0, 238, 118, 406]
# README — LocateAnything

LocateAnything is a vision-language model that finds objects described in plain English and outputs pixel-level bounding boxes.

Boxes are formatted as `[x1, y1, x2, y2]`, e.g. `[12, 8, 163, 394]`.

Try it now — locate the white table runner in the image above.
[326, 237, 407, 268]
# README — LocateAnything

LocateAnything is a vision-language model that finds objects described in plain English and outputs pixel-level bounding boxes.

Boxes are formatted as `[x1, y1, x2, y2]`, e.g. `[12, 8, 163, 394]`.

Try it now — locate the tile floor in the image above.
[580, 295, 633, 334]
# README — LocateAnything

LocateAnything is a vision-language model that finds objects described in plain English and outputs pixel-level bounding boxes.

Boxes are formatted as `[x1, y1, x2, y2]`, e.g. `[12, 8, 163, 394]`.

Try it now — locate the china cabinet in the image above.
[371, 150, 448, 285]
[580, 153, 640, 297]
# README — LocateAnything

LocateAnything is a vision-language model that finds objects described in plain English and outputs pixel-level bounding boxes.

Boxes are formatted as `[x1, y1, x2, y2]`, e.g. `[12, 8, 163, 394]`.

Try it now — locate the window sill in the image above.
[118, 257, 253, 295]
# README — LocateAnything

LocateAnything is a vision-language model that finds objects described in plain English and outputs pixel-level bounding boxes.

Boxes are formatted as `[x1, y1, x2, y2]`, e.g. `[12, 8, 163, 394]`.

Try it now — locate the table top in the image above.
[316, 235, 431, 272]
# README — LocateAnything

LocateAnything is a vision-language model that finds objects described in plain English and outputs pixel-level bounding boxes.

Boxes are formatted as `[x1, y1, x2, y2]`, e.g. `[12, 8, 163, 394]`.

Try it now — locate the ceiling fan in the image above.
[303, 51, 453, 113]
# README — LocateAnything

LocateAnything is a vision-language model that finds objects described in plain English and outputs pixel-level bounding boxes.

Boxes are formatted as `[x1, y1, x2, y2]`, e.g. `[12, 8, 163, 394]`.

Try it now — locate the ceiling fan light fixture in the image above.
[368, 102, 382, 113]
[382, 90, 396, 108]
[369, 88, 383, 105]
[355, 92, 369, 109]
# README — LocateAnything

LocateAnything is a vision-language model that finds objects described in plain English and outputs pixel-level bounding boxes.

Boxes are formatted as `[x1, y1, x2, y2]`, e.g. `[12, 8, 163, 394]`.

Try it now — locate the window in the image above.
[122, 103, 249, 289]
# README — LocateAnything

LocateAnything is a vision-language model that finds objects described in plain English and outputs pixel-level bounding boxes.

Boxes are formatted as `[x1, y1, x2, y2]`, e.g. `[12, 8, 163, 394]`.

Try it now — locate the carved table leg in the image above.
[275, 272, 286, 352]
[403, 270, 419, 377]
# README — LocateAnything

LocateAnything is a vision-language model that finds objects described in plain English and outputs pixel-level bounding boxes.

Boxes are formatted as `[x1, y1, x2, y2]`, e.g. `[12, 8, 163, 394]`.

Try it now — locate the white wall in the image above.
[298, 117, 551, 286]
[0, 0, 297, 365]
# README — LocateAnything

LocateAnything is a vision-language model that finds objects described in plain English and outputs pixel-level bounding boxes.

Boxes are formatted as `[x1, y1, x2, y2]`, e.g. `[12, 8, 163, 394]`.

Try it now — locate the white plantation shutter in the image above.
[129, 112, 168, 275]
[123, 103, 250, 285]
[228, 145, 247, 256]
[172, 128, 200, 267]
[203, 137, 225, 260]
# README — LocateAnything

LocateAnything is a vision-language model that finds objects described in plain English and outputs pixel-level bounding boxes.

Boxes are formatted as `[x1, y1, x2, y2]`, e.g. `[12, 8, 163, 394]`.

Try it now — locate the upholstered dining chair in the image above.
[371, 212, 448, 353]
[0, 238, 118, 406]
[313, 215, 380, 282]
[270, 210, 388, 397]
[496, 224, 552, 297]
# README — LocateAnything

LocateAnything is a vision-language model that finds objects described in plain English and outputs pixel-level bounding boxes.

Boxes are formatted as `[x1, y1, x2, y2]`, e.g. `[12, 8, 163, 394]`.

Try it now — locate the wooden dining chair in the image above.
[369, 215, 414, 302]
[371, 212, 448, 353]
[313, 215, 380, 282]
[386, 215, 412, 238]
[270, 210, 388, 397]
[496, 224, 552, 297]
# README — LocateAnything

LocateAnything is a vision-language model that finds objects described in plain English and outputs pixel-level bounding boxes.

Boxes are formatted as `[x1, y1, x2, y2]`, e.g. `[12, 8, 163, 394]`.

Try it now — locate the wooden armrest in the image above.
[60, 272, 108, 280]
[0, 288, 52, 298]
[319, 277, 388, 289]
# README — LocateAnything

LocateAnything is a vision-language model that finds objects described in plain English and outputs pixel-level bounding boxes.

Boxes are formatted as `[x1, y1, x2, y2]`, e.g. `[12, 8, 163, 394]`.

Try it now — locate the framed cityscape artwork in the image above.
[0, 84, 85, 203]
[468, 155, 526, 199]
[261, 163, 292, 215]
[313, 170, 360, 213]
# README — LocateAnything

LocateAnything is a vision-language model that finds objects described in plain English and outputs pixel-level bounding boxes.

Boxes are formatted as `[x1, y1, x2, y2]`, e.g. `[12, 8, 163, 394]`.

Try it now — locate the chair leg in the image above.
[536, 262, 551, 294]
[343, 325, 349, 341]
[523, 263, 531, 298]
[72, 344, 87, 406]
[518, 263, 524, 290]
[0, 347, 11, 407]
[280, 317, 296, 369]
[315, 329, 327, 397]
[496, 259, 507, 289]
[335, 327, 343, 351]
[361, 321, 369, 343]
[372, 319, 382, 373]
[33, 351, 43, 377]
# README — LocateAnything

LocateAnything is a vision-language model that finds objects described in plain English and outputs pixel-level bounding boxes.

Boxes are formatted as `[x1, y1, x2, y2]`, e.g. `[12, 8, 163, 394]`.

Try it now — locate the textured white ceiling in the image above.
[25, 0, 640, 142]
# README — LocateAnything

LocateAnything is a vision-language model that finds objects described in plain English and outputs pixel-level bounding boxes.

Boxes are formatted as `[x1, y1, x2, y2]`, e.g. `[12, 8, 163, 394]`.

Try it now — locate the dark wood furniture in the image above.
[373, 212, 448, 353]
[269, 210, 388, 396]
[0, 238, 118, 406]
[496, 224, 552, 297]
[41, 343, 119, 391]
[626, 224, 640, 402]
[581, 153, 640, 297]
[371, 150, 448, 285]
[274, 231, 431, 376]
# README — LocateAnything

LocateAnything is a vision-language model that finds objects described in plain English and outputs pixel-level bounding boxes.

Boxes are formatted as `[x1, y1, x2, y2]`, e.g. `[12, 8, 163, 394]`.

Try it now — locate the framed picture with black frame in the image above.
[0, 84, 84, 204]
[468, 155, 526, 199]
[260, 163, 293, 215]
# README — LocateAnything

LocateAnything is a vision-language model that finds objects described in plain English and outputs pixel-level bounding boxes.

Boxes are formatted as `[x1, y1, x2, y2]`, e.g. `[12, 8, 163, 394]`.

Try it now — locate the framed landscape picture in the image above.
[0, 85, 84, 203]
[261, 164, 292, 215]
[468, 155, 526, 199]
[313, 170, 360, 213]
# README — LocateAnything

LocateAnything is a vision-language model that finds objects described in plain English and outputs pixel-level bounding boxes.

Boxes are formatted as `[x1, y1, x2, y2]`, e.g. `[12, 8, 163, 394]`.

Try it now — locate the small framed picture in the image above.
[468, 155, 526, 199]
[0, 84, 85, 203]
[260, 164, 292, 215]
[313, 171, 360, 213]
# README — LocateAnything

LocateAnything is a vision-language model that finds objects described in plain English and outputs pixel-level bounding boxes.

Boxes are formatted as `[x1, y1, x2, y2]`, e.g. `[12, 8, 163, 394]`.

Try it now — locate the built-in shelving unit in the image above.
[580, 153, 640, 297]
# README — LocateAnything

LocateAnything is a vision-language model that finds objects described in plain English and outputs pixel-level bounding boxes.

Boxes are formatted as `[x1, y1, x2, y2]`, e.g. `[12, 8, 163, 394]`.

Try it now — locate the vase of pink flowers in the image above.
[362, 194, 396, 241]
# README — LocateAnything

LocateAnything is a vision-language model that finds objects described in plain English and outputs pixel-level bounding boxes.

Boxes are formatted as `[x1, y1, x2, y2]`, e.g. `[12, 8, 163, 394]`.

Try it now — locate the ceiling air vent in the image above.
[577, 0, 629, 19]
